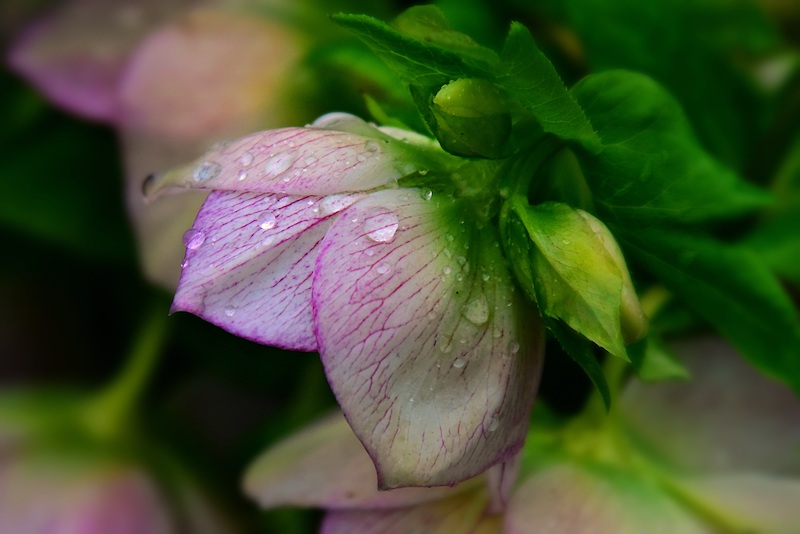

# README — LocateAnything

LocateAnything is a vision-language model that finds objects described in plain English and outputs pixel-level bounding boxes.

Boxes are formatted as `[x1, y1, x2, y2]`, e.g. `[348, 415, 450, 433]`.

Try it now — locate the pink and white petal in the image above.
[7, 0, 201, 122]
[320, 488, 498, 534]
[313, 189, 544, 489]
[674, 473, 800, 533]
[505, 463, 708, 534]
[143, 123, 425, 200]
[244, 412, 471, 510]
[173, 190, 361, 351]
[620, 337, 800, 476]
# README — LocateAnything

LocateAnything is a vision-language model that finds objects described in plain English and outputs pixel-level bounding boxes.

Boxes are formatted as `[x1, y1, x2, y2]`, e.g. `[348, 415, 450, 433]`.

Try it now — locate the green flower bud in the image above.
[431, 78, 511, 158]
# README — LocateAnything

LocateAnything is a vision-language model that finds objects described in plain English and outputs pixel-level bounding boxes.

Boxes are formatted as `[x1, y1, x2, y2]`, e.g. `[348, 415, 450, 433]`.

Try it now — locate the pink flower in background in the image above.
[146, 112, 545, 488]
[9, 0, 309, 288]
[245, 337, 800, 533]
[0, 391, 236, 534]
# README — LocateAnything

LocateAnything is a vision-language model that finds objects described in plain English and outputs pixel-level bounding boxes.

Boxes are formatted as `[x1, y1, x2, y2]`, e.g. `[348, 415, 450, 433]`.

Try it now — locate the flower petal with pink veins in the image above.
[143, 115, 439, 200]
[620, 337, 800, 476]
[505, 463, 707, 534]
[173, 190, 362, 351]
[312, 189, 544, 488]
[320, 488, 500, 534]
[244, 412, 472, 510]
[8, 0, 201, 121]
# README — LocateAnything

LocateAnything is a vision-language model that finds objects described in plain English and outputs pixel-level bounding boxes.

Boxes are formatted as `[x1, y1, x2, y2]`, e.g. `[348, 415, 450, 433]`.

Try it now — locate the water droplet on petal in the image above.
[180, 258, 189, 269]
[192, 161, 221, 182]
[304, 156, 317, 166]
[443, 266, 452, 275]
[376, 262, 392, 275]
[357, 153, 367, 162]
[509, 341, 520, 354]
[365, 141, 380, 153]
[265, 153, 297, 176]
[224, 305, 236, 317]
[419, 169, 429, 176]
[260, 216, 276, 230]
[319, 194, 358, 216]
[453, 357, 465, 368]
[239, 151, 255, 167]
[420, 189, 433, 201]
[487, 414, 499, 432]
[364, 248, 375, 257]
[464, 295, 489, 326]
[182, 228, 206, 250]
[237, 170, 248, 181]
[364, 210, 399, 243]
[482, 273, 491, 282]
[261, 236, 275, 248]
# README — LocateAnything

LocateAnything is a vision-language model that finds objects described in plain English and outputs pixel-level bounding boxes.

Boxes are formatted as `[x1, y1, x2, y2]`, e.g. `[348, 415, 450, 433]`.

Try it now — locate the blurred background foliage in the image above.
[0, 0, 798, 532]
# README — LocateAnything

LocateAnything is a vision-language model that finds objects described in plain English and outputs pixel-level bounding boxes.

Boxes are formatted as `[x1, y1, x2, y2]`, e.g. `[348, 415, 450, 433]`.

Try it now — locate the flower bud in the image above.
[431, 78, 512, 158]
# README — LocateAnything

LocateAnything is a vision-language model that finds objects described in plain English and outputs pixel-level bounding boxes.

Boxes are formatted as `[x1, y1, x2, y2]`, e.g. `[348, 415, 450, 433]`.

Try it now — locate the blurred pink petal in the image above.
[504, 463, 707, 534]
[8, 0, 201, 121]
[321, 488, 500, 534]
[0, 456, 174, 534]
[244, 412, 470, 510]
[620, 336, 800, 475]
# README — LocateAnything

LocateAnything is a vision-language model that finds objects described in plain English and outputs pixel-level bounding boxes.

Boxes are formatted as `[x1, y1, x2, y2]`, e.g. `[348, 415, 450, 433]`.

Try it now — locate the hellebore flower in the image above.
[245, 336, 800, 533]
[9, 0, 310, 288]
[148, 112, 545, 488]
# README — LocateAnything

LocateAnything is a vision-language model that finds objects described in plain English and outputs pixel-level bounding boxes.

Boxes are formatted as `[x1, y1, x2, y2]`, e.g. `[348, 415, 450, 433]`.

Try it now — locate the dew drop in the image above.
[419, 169, 429, 176]
[192, 161, 221, 182]
[420, 189, 433, 201]
[304, 156, 317, 166]
[487, 415, 500, 432]
[364, 248, 375, 257]
[182, 228, 206, 250]
[453, 358, 465, 368]
[509, 341, 520, 354]
[376, 262, 392, 275]
[319, 194, 358, 216]
[239, 151, 255, 167]
[443, 266, 452, 275]
[357, 153, 367, 162]
[364, 210, 399, 243]
[259, 216, 276, 230]
[464, 295, 489, 326]
[365, 141, 380, 153]
[446, 234, 455, 243]
[264, 152, 297, 176]
[224, 305, 236, 317]
[482, 273, 491, 282]
[561, 239, 571, 245]
[180, 258, 189, 269]
[236, 170, 248, 181]
[261, 236, 275, 248]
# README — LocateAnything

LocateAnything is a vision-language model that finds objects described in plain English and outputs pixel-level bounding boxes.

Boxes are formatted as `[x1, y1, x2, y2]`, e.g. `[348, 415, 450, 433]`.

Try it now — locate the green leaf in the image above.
[331, 12, 494, 87]
[495, 23, 601, 152]
[571, 70, 774, 225]
[617, 225, 800, 393]
[630, 336, 691, 382]
[742, 202, 800, 283]
[565, 0, 778, 168]
[546, 318, 611, 410]
[510, 198, 644, 361]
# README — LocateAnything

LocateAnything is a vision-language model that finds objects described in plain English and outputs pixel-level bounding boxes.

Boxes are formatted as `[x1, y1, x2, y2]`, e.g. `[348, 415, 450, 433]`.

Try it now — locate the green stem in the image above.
[82, 300, 171, 439]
